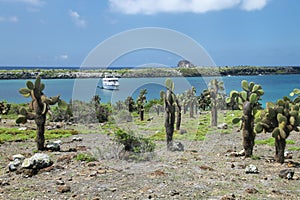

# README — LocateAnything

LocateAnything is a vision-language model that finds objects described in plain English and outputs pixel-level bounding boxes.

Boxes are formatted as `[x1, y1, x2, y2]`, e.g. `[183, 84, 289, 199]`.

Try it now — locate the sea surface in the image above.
[1, 74, 300, 107]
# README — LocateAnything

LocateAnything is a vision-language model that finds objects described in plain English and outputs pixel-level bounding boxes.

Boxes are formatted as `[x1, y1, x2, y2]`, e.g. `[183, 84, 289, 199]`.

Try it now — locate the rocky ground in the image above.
[1, 121, 300, 200]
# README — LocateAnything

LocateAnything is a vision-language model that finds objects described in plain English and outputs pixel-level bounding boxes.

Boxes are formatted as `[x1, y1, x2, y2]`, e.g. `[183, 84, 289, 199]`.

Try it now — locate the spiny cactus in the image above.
[164, 78, 181, 150]
[137, 89, 147, 121]
[186, 86, 197, 118]
[198, 89, 211, 111]
[125, 96, 135, 113]
[255, 89, 300, 163]
[228, 80, 264, 157]
[208, 79, 225, 126]
[0, 101, 10, 115]
[16, 76, 67, 150]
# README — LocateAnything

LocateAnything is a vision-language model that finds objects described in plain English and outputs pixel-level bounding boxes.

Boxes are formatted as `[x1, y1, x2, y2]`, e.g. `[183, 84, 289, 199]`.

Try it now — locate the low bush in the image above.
[114, 128, 155, 153]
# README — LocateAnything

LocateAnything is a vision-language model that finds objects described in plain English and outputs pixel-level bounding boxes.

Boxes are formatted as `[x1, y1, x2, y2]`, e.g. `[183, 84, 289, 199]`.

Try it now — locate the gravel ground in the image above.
[1, 120, 300, 200]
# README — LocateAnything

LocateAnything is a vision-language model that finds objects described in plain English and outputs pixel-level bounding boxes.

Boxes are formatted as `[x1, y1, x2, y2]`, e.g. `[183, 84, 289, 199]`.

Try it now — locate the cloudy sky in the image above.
[0, 0, 299, 67]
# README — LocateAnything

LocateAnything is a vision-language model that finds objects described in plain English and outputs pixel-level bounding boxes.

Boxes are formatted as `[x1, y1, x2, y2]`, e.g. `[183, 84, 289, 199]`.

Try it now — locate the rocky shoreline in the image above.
[1, 66, 300, 79]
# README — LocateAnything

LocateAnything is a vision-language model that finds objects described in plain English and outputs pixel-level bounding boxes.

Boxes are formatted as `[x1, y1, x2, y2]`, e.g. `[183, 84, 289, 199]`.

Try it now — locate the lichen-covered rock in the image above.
[8, 160, 21, 172]
[12, 154, 25, 161]
[8, 154, 25, 172]
[21, 153, 53, 169]
[245, 164, 259, 174]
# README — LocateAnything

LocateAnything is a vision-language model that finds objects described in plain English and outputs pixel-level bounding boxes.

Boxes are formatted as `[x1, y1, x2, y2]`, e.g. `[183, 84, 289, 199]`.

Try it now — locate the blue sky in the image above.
[0, 0, 299, 67]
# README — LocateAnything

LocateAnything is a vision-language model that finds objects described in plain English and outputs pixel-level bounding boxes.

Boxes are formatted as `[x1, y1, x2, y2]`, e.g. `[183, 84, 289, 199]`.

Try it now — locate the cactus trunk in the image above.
[211, 106, 217, 126]
[275, 137, 286, 164]
[242, 113, 254, 157]
[189, 101, 194, 118]
[165, 89, 175, 149]
[242, 101, 255, 157]
[165, 109, 175, 149]
[140, 108, 144, 121]
[36, 114, 46, 150]
[176, 98, 181, 131]
[176, 106, 181, 131]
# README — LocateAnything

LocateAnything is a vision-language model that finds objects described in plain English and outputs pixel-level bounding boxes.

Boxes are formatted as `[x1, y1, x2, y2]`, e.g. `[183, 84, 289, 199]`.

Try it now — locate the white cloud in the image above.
[0, 16, 19, 23]
[54, 54, 69, 61]
[109, 0, 270, 15]
[240, 0, 269, 11]
[69, 10, 86, 28]
[9, 16, 19, 22]
[60, 54, 68, 60]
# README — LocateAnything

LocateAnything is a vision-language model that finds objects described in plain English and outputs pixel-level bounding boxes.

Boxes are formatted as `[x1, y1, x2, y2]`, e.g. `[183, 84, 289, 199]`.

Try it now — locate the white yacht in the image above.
[101, 74, 120, 90]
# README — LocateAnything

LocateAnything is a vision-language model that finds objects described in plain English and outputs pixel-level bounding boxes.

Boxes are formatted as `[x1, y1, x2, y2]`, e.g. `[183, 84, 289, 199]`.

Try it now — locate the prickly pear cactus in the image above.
[164, 78, 182, 150]
[17, 76, 67, 150]
[255, 89, 300, 163]
[0, 101, 10, 115]
[209, 79, 225, 126]
[227, 80, 264, 157]
[137, 89, 147, 121]
[165, 78, 176, 150]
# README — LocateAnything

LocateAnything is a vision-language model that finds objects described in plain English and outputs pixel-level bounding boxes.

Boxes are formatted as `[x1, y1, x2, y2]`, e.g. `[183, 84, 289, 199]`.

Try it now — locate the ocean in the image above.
[1, 74, 300, 106]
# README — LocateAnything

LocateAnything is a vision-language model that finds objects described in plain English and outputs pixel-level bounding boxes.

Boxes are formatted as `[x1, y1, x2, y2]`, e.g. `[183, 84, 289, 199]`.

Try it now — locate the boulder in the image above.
[169, 142, 184, 152]
[12, 154, 25, 161]
[279, 169, 294, 180]
[8, 154, 25, 172]
[22, 153, 53, 169]
[8, 160, 21, 172]
[72, 137, 83, 142]
[284, 151, 293, 159]
[46, 141, 61, 151]
[245, 164, 259, 174]
[218, 123, 228, 129]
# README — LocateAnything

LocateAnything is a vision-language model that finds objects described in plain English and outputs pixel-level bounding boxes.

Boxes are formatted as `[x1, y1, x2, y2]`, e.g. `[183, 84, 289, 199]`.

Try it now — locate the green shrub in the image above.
[114, 128, 155, 153]
[75, 153, 97, 162]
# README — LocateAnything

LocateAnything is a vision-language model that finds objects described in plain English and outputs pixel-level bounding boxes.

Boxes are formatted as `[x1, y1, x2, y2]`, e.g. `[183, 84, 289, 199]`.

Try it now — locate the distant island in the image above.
[0, 65, 300, 79]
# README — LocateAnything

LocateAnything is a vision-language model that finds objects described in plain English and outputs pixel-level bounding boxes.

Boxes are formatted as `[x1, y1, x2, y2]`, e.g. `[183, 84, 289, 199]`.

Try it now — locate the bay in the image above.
[0, 74, 300, 107]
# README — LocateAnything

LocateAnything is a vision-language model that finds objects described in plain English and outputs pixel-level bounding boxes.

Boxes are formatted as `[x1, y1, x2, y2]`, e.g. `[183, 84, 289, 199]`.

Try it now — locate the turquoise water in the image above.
[1, 74, 300, 107]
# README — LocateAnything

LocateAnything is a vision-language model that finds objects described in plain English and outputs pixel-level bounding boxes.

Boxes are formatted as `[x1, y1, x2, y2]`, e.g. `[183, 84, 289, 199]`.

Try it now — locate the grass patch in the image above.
[255, 137, 295, 146]
[45, 129, 79, 139]
[149, 113, 210, 141]
[0, 127, 78, 142]
[0, 128, 35, 142]
[288, 146, 300, 151]
[75, 153, 97, 162]
[149, 130, 165, 141]
[251, 155, 261, 160]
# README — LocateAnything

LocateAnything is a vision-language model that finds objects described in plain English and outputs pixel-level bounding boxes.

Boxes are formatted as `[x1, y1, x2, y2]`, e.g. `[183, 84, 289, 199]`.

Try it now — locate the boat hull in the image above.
[102, 85, 119, 90]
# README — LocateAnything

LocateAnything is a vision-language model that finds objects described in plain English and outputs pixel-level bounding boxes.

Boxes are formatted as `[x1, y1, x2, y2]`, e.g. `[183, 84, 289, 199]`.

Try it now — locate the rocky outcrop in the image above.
[177, 60, 194, 68]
